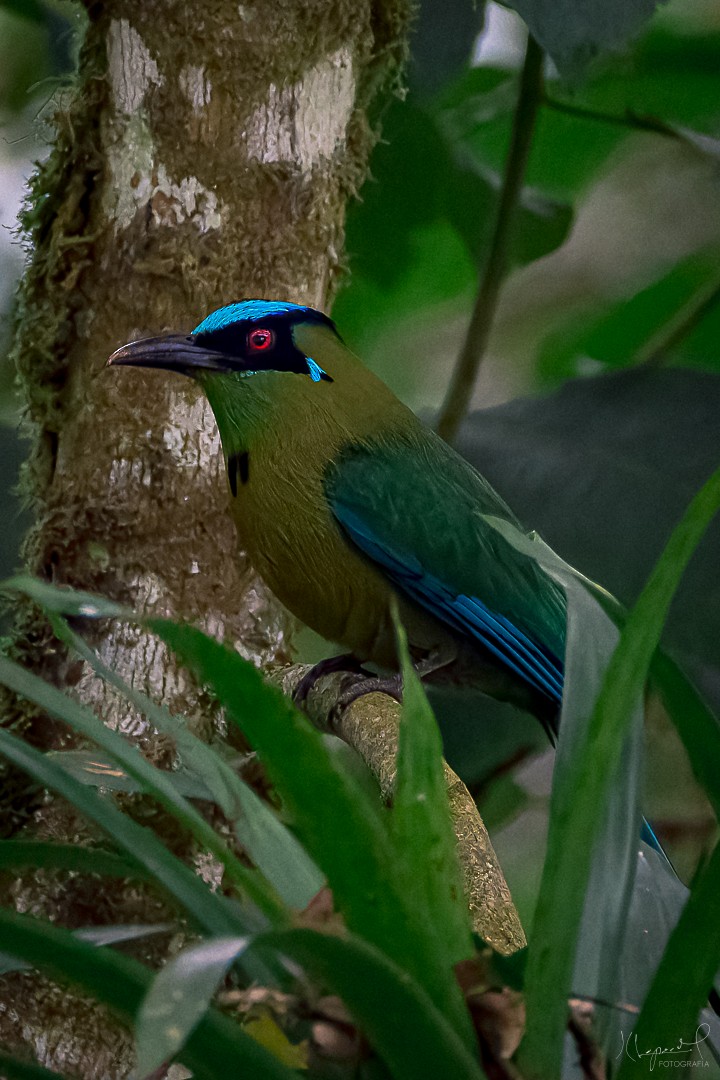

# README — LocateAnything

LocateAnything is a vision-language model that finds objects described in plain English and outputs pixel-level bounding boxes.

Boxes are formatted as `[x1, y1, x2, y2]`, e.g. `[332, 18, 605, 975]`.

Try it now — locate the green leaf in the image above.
[138, 930, 486, 1080]
[342, 93, 569, 290]
[0, 1052, 68, 1080]
[648, 651, 720, 822]
[0, 907, 297, 1080]
[616, 841, 720, 1079]
[60, 616, 324, 911]
[477, 774, 532, 831]
[0, 840, 142, 879]
[46, 750, 215, 799]
[520, 461, 720, 1079]
[136, 936, 251, 1078]
[272, 929, 485, 1080]
[0, 922, 173, 976]
[392, 613, 473, 966]
[463, 32, 720, 204]
[536, 252, 720, 381]
[149, 619, 477, 1049]
[0, 726, 246, 939]
[0, 0, 45, 23]
[0, 650, 285, 926]
[554, 30, 720, 136]
[1, 575, 129, 619]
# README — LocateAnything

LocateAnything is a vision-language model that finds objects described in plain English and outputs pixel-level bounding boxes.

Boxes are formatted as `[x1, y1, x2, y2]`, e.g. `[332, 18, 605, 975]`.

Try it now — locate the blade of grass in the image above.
[0, 840, 144, 879]
[137, 930, 485, 1080]
[520, 462, 720, 1080]
[392, 612, 474, 963]
[648, 651, 720, 820]
[149, 618, 478, 1050]
[269, 928, 485, 1080]
[0, 907, 298, 1080]
[0, 922, 173, 976]
[0, 652, 285, 926]
[4, 577, 326, 911]
[0, 726, 247, 939]
[50, 606, 324, 910]
[136, 936, 253, 1078]
[45, 750, 214, 798]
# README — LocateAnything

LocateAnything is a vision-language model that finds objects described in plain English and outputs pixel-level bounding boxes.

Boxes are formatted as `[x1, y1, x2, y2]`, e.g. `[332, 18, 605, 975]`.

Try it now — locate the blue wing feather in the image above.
[334, 504, 670, 860]
[334, 505, 564, 704]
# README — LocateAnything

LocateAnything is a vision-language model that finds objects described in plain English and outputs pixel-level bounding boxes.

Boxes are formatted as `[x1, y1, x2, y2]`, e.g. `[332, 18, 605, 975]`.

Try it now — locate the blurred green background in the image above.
[2, 0, 720, 924]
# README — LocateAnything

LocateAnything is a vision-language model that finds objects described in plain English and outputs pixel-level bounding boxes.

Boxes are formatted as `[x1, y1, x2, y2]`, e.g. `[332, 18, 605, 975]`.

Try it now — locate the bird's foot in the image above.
[332, 645, 455, 714]
[334, 673, 404, 714]
[293, 653, 373, 706]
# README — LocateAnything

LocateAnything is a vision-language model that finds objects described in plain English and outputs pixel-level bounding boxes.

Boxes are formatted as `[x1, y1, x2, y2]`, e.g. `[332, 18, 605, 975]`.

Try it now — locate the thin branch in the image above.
[633, 270, 720, 367]
[542, 94, 679, 140]
[436, 35, 544, 444]
[271, 663, 527, 956]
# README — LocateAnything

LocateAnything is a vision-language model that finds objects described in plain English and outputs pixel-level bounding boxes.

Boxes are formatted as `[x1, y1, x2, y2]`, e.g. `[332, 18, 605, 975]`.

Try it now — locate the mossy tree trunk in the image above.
[0, 1, 410, 1074]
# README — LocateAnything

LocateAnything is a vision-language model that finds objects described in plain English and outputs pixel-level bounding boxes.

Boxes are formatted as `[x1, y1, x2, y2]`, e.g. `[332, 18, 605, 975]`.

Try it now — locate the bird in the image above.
[108, 299, 720, 1018]
[108, 299, 568, 732]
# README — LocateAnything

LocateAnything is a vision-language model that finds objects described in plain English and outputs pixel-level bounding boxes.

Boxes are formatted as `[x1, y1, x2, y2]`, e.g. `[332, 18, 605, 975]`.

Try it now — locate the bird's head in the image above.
[107, 300, 338, 386]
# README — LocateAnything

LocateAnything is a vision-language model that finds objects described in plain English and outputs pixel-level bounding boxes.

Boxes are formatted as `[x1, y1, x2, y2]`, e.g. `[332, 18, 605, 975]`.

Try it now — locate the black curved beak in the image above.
[107, 334, 232, 376]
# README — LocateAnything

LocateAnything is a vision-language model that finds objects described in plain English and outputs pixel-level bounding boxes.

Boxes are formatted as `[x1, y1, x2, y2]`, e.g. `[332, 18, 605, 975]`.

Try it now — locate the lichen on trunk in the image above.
[0, 1, 411, 1074]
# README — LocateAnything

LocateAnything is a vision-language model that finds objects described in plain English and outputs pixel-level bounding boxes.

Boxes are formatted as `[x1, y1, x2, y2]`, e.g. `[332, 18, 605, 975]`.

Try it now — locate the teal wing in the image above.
[325, 431, 567, 705]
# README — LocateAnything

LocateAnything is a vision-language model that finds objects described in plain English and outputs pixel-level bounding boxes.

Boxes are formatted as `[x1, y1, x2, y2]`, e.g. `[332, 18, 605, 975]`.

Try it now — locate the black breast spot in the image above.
[227, 451, 249, 496]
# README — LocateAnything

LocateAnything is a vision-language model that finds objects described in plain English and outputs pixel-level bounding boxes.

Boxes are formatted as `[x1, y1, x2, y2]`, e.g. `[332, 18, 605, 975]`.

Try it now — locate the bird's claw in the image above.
[334, 673, 404, 715]
[293, 653, 373, 706]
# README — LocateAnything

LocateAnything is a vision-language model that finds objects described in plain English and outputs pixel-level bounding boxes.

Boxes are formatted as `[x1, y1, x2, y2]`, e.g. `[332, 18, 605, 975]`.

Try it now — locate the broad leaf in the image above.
[491, 1, 657, 81]
[457, 369, 720, 675]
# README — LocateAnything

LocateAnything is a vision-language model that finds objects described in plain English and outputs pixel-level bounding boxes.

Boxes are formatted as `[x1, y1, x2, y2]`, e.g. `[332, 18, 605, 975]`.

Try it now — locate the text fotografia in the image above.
[617, 1026, 711, 1070]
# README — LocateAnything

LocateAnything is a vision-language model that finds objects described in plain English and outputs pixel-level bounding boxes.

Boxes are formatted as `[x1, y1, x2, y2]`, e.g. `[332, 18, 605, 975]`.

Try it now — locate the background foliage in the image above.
[1, 0, 720, 1077]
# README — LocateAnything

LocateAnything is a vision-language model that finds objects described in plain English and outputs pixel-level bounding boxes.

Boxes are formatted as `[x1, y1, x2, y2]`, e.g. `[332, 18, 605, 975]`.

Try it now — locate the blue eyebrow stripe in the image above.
[193, 301, 314, 335]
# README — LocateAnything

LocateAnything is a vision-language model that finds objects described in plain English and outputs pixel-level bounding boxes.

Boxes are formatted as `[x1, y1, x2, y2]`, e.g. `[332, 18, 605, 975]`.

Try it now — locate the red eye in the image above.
[247, 327, 275, 352]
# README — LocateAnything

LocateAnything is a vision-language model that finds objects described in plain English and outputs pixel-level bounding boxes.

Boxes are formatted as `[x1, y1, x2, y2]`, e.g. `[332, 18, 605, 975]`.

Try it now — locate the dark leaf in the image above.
[457, 369, 720, 677]
[500, 0, 661, 78]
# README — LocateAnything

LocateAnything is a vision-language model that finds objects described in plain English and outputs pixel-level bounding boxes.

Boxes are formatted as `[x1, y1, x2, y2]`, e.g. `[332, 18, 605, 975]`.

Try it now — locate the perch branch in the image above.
[271, 664, 526, 956]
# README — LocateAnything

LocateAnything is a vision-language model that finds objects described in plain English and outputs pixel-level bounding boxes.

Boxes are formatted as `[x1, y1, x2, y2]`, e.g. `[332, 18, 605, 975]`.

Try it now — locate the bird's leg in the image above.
[334, 643, 457, 714]
[293, 653, 374, 706]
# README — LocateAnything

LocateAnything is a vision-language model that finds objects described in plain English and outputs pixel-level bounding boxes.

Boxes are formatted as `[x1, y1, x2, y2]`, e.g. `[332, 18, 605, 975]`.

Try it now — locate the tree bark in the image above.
[0, 1, 410, 1075]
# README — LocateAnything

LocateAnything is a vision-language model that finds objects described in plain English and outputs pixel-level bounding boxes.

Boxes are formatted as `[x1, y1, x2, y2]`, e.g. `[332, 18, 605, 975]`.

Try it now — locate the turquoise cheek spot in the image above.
[306, 357, 327, 383]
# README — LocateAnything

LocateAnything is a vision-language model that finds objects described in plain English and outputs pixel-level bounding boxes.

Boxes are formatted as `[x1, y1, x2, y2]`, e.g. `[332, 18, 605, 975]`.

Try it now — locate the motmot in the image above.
[110, 302, 720, 1038]
[108, 300, 567, 730]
